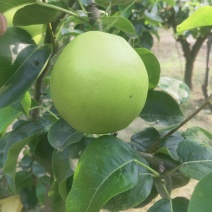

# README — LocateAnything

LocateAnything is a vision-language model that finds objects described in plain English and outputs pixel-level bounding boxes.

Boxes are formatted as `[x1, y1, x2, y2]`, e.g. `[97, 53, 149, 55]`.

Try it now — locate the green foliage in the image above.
[66, 135, 152, 212]
[0, 0, 212, 211]
[13, 2, 68, 26]
[135, 48, 161, 89]
[177, 6, 212, 34]
[0, 27, 35, 88]
[140, 90, 184, 126]
[0, 106, 21, 134]
[178, 127, 212, 180]
[0, 29, 52, 108]
[188, 171, 212, 212]
[48, 118, 84, 151]
[158, 77, 190, 104]
[0, 0, 35, 12]
[101, 16, 135, 34]
[148, 197, 189, 212]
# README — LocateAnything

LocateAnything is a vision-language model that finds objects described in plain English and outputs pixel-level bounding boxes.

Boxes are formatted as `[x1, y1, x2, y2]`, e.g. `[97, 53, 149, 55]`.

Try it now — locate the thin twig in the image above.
[202, 33, 212, 112]
[148, 93, 212, 152]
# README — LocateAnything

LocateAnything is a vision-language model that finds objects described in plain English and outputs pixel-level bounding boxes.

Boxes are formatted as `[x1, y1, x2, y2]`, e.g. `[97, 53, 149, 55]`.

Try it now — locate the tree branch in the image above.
[147, 93, 212, 153]
[31, 1, 75, 119]
[191, 35, 207, 59]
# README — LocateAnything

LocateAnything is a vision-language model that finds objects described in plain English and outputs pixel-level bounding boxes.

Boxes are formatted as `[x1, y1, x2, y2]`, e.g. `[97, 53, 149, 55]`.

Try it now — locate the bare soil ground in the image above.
[116, 28, 212, 211]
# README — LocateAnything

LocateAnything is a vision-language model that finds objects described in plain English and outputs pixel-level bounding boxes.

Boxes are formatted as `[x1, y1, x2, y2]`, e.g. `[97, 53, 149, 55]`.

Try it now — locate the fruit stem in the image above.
[35, 0, 90, 25]
[148, 93, 212, 153]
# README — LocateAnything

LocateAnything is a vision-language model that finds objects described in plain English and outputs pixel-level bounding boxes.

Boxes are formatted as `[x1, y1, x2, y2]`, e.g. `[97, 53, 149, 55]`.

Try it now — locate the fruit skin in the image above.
[50, 31, 149, 134]
[3, 5, 45, 44]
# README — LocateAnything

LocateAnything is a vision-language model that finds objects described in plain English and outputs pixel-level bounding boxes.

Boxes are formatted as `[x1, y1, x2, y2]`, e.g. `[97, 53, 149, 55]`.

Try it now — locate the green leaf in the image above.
[13, 1, 68, 26]
[68, 136, 94, 159]
[52, 148, 74, 199]
[101, 16, 135, 34]
[135, 185, 158, 208]
[0, 27, 35, 88]
[60, 28, 84, 37]
[158, 77, 190, 104]
[188, 171, 212, 212]
[65, 15, 88, 27]
[80, 0, 88, 6]
[19, 155, 32, 169]
[15, 170, 38, 208]
[32, 161, 47, 177]
[52, 136, 93, 199]
[183, 126, 212, 142]
[12, 91, 31, 115]
[57, 176, 73, 203]
[130, 127, 160, 152]
[52, 149, 73, 183]
[159, 0, 175, 6]
[20, 91, 31, 114]
[0, 134, 9, 169]
[177, 127, 212, 180]
[104, 172, 153, 211]
[148, 197, 189, 212]
[118, 3, 134, 19]
[48, 181, 66, 212]
[33, 134, 54, 174]
[0, 106, 21, 134]
[156, 132, 184, 161]
[36, 176, 50, 204]
[145, 11, 163, 25]
[170, 171, 190, 190]
[48, 118, 84, 151]
[0, 44, 52, 108]
[3, 120, 45, 192]
[96, 0, 134, 7]
[66, 135, 150, 212]
[177, 6, 212, 34]
[0, 0, 35, 12]
[135, 48, 160, 89]
[140, 90, 184, 126]
[140, 31, 154, 49]
[15, 171, 33, 193]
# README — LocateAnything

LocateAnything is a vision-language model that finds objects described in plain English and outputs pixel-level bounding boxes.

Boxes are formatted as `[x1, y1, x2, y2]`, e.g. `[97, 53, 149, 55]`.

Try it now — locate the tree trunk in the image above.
[177, 35, 207, 89]
[184, 58, 194, 88]
[167, 7, 208, 89]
